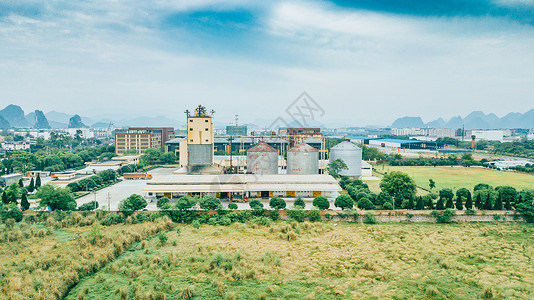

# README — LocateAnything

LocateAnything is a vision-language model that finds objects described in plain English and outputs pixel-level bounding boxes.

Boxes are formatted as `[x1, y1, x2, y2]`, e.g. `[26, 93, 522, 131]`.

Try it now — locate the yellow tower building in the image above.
[180, 105, 214, 167]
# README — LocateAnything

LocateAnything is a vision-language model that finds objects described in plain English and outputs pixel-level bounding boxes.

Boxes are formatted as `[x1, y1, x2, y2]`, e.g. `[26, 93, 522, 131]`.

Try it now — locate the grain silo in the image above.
[287, 143, 319, 175]
[329, 141, 362, 177]
[247, 142, 278, 175]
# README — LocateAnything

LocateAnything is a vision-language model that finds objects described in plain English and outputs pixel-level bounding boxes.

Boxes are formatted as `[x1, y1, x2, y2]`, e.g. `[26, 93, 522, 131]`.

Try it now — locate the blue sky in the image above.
[1, 0, 533, 127]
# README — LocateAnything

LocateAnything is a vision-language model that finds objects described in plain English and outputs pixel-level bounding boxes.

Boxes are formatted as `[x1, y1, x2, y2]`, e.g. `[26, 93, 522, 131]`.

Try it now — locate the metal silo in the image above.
[329, 141, 362, 177]
[287, 143, 319, 175]
[247, 142, 278, 175]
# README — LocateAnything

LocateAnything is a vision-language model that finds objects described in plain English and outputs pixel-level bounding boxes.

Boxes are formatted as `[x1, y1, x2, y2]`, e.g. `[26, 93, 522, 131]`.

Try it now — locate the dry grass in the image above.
[67, 222, 534, 299]
[0, 216, 173, 299]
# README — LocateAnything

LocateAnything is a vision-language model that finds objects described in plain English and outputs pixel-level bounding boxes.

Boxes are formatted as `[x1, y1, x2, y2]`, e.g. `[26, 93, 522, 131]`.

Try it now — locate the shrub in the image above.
[199, 196, 222, 210]
[269, 210, 280, 221]
[382, 202, 394, 210]
[515, 201, 534, 223]
[357, 198, 375, 210]
[119, 194, 147, 215]
[175, 196, 197, 211]
[309, 209, 321, 221]
[312, 196, 329, 210]
[364, 212, 377, 224]
[0, 203, 23, 222]
[228, 203, 238, 210]
[156, 197, 170, 210]
[465, 209, 476, 215]
[78, 201, 99, 211]
[249, 200, 264, 210]
[287, 207, 307, 222]
[334, 194, 353, 210]
[294, 197, 305, 208]
[434, 209, 456, 223]
[192, 220, 201, 229]
[158, 232, 168, 245]
[269, 197, 286, 210]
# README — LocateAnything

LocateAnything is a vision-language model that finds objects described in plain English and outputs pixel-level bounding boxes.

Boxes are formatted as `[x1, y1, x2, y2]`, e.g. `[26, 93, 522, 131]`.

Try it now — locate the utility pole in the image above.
[228, 136, 234, 173]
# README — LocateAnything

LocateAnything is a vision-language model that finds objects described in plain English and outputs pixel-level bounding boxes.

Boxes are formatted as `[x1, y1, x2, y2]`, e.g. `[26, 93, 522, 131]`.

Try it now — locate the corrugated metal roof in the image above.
[248, 142, 278, 153]
[288, 143, 317, 152]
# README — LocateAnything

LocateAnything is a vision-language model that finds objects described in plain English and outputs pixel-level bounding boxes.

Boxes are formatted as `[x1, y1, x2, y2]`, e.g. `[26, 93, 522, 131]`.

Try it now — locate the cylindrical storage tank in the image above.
[287, 143, 319, 175]
[329, 141, 362, 177]
[188, 144, 213, 166]
[247, 142, 278, 175]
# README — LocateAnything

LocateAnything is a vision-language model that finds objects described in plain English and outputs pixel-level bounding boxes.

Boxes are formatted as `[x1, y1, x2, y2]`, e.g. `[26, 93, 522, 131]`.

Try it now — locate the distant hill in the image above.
[68, 115, 87, 128]
[0, 105, 29, 127]
[34, 110, 51, 129]
[391, 109, 534, 129]
[0, 115, 10, 129]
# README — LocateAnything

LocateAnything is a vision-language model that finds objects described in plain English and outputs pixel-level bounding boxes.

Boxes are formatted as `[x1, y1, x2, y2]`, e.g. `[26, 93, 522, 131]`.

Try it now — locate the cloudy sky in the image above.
[1, 0, 533, 127]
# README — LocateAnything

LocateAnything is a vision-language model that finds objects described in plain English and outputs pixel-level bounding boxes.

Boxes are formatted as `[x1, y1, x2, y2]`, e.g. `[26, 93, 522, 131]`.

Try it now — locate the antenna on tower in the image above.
[235, 114, 239, 127]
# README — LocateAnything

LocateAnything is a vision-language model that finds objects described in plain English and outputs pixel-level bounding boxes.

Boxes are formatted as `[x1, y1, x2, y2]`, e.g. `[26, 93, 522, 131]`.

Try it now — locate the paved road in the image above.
[76, 168, 176, 211]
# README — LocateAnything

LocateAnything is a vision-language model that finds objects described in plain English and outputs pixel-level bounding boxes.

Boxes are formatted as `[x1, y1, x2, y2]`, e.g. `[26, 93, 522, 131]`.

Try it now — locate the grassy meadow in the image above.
[67, 222, 534, 300]
[376, 166, 534, 192]
[0, 213, 173, 299]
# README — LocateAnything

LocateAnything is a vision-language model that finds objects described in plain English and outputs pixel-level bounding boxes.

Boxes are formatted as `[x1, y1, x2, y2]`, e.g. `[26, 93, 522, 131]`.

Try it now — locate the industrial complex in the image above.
[142, 105, 366, 202]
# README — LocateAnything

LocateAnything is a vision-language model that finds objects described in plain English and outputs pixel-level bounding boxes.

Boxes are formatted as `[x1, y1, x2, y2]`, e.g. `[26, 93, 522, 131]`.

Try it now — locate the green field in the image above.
[377, 166, 534, 192]
[66, 222, 534, 299]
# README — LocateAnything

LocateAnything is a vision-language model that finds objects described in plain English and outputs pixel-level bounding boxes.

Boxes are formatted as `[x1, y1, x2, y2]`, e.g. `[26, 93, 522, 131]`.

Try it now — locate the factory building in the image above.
[115, 127, 174, 154]
[143, 174, 341, 200]
[246, 142, 278, 175]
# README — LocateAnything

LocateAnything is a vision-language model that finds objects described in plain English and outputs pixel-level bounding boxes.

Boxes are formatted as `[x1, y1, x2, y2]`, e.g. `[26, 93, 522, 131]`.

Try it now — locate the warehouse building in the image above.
[143, 174, 341, 201]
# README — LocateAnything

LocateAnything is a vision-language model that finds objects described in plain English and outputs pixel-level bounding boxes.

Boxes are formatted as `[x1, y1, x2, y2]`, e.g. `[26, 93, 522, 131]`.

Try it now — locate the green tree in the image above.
[379, 171, 417, 199]
[98, 169, 117, 182]
[428, 179, 436, 190]
[156, 197, 170, 209]
[294, 197, 305, 208]
[119, 194, 147, 213]
[465, 193, 473, 210]
[35, 175, 41, 189]
[357, 197, 375, 210]
[28, 177, 35, 193]
[174, 196, 197, 211]
[455, 196, 463, 210]
[269, 197, 286, 210]
[0, 203, 23, 222]
[446, 197, 454, 209]
[20, 193, 30, 211]
[483, 194, 493, 210]
[496, 186, 517, 208]
[1, 192, 8, 205]
[227, 203, 238, 210]
[160, 152, 176, 164]
[328, 159, 348, 178]
[335, 194, 353, 210]
[249, 199, 264, 210]
[36, 185, 76, 211]
[199, 195, 222, 210]
[312, 196, 330, 210]
[494, 193, 503, 210]
[456, 188, 470, 200]
[423, 194, 436, 209]
[18, 178, 24, 188]
[436, 197, 445, 210]
[415, 196, 424, 210]
[475, 194, 483, 209]
[78, 201, 99, 211]
[504, 196, 512, 210]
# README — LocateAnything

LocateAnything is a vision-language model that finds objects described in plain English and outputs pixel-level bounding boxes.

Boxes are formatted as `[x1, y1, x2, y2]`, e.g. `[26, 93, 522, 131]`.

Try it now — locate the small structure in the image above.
[1, 173, 22, 187]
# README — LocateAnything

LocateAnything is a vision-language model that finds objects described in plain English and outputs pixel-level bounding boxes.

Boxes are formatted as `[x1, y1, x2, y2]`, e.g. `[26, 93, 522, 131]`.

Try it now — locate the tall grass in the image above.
[67, 222, 534, 299]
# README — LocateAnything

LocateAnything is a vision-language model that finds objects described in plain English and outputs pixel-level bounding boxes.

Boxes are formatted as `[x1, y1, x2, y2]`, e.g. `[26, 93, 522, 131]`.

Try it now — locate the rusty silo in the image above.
[287, 143, 319, 175]
[247, 142, 278, 175]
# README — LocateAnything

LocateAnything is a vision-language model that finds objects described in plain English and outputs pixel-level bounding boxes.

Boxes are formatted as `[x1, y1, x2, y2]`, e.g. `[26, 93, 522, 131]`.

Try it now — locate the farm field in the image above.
[377, 166, 534, 192]
[67, 222, 534, 300]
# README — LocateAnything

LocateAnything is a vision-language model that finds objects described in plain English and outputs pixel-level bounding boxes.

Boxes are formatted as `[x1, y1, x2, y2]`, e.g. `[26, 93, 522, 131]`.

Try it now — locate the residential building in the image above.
[114, 127, 174, 154]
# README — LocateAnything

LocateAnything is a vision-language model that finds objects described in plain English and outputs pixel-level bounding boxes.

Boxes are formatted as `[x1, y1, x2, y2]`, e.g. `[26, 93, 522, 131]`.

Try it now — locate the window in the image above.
[205, 119, 208, 122]
[205, 139, 209, 142]
[189, 128, 193, 131]
[205, 128, 208, 131]
[190, 139, 193, 142]
[189, 119, 193, 122]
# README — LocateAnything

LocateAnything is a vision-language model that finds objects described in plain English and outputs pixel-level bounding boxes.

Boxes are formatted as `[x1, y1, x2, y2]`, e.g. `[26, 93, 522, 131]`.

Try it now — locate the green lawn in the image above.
[379, 166, 534, 192]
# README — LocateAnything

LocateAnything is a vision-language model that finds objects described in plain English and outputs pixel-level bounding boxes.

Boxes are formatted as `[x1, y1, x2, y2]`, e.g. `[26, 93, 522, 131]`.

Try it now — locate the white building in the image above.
[66, 128, 94, 139]
[1, 142, 31, 151]
[471, 130, 505, 142]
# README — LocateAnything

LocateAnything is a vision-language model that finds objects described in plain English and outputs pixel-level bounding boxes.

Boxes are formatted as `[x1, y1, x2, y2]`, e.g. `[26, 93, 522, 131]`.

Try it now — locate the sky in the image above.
[1, 0, 534, 127]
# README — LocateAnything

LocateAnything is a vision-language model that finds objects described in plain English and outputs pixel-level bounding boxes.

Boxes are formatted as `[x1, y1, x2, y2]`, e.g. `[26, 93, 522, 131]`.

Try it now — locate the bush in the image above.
[309, 209, 321, 222]
[156, 197, 170, 209]
[269, 210, 280, 221]
[357, 198, 375, 210]
[363, 212, 377, 224]
[228, 203, 238, 210]
[465, 209, 476, 215]
[249, 200, 264, 210]
[118, 194, 147, 215]
[334, 194, 353, 210]
[433, 209, 456, 223]
[294, 197, 305, 208]
[158, 232, 168, 245]
[199, 196, 222, 210]
[269, 197, 286, 210]
[78, 201, 99, 211]
[192, 220, 201, 229]
[382, 202, 394, 210]
[312, 196, 329, 210]
[175, 196, 197, 211]
[0, 203, 23, 222]
[515, 202, 534, 223]
[287, 207, 307, 222]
